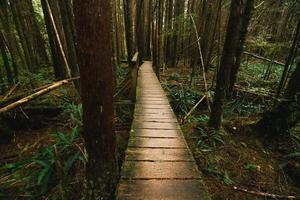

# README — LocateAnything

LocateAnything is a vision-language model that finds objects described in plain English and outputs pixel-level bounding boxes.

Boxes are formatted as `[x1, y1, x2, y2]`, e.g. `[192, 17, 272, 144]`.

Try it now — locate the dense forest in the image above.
[0, 0, 299, 199]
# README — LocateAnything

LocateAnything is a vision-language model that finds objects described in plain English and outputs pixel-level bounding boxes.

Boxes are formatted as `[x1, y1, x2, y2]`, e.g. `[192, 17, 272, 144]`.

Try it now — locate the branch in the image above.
[190, 14, 211, 112]
[233, 186, 297, 199]
[0, 77, 79, 114]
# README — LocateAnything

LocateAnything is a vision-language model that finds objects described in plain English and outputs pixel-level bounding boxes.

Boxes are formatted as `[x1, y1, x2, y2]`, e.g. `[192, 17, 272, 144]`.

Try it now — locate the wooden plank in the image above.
[117, 180, 210, 200]
[117, 61, 209, 200]
[121, 161, 201, 179]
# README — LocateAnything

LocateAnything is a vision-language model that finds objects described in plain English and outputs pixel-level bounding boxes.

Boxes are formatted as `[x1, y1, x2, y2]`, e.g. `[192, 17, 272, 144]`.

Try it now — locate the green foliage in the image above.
[192, 114, 209, 124]
[167, 73, 181, 81]
[205, 160, 220, 175]
[63, 103, 83, 127]
[196, 126, 225, 151]
[0, 127, 86, 199]
[223, 171, 235, 185]
[168, 86, 202, 116]
[225, 96, 266, 117]
[18, 68, 55, 90]
[244, 163, 258, 171]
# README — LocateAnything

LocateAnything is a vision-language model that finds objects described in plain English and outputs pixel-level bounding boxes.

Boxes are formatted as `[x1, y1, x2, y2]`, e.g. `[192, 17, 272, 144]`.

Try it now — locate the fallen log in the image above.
[0, 77, 79, 114]
[243, 51, 285, 66]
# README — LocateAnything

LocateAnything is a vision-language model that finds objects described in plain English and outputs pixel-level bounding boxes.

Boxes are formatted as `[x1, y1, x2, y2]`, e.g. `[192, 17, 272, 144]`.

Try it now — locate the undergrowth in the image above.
[0, 103, 86, 199]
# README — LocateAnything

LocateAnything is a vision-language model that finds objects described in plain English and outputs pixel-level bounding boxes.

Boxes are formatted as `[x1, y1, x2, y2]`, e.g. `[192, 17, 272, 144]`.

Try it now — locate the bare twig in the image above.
[3, 82, 20, 100]
[233, 186, 297, 199]
[182, 94, 206, 123]
[190, 14, 211, 112]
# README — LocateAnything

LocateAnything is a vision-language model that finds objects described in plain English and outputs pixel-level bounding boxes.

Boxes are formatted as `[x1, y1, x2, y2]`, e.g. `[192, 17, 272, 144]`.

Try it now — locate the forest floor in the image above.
[161, 64, 300, 200]
[0, 65, 132, 199]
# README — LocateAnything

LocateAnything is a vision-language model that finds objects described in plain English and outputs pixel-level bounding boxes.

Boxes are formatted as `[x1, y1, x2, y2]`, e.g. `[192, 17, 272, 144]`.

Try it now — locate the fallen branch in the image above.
[0, 77, 79, 114]
[233, 186, 297, 199]
[182, 94, 206, 123]
[243, 51, 285, 66]
[3, 82, 20, 100]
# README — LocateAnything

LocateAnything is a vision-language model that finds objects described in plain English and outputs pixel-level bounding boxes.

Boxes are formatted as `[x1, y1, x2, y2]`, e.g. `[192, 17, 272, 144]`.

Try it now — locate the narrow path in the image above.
[117, 61, 210, 200]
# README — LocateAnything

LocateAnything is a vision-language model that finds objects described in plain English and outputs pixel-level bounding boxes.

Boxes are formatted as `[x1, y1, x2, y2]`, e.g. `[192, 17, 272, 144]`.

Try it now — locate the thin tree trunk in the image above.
[41, 0, 63, 79]
[208, 0, 243, 130]
[58, 0, 79, 89]
[0, 0, 25, 74]
[276, 18, 300, 97]
[136, 0, 145, 62]
[0, 31, 13, 84]
[123, 0, 134, 64]
[228, 0, 255, 98]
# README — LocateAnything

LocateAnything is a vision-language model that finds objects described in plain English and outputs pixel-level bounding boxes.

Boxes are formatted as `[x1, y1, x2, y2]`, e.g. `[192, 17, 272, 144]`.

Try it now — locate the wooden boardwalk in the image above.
[117, 61, 209, 200]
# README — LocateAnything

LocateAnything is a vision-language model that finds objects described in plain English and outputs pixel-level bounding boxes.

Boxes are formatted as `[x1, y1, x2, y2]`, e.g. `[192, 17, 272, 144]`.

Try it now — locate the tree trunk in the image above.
[74, 0, 118, 199]
[145, 0, 152, 59]
[276, 18, 300, 97]
[228, 0, 254, 98]
[257, 60, 300, 138]
[135, 0, 145, 62]
[123, 0, 134, 64]
[40, 0, 66, 79]
[58, 0, 79, 89]
[171, 0, 184, 67]
[11, 0, 49, 72]
[0, 31, 13, 84]
[208, 0, 243, 130]
[0, 0, 25, 75]
[10, 0, 32, 70]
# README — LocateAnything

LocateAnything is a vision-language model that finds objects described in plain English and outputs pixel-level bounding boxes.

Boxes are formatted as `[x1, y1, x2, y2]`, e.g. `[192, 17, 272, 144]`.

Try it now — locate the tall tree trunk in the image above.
[276, 18, 300, 97]
[11, 0, 49, 72]
[0, 31, 13, 84]
[136, 0, 145, 62]
[165, 0, 173, 67]
[28, 0, 49, 67]
[156, 0, 163, 79]
[171, 0, 184, 67]
[58, 0, 79, 89]
[208, 0, 243, 130]
[0, 0, 25, 74]
[40, 0, 66, 79]
[123, 0, 134, 64]
[74, 0, 118, 199]
[145, 0, 152, 59]
[10, 0, 32, 70]
[228, 0, 254, 98]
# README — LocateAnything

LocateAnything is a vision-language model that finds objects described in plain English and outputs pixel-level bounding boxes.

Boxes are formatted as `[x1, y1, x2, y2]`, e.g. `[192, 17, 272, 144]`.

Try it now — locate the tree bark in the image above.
[0, 30, 13, 84]
[171, 0, 184, 67]
[0, 0, 25, 75]
[228, 0, 255, 98]
[40, 0, 66, 79]
[257, 61, 300, 137]
[135, 0, 145, 62]
[208, 0, 243, 130]
[123, 0, 134, 64]
[58, 0, 79, 89]
[74, 0, 118, 199]
[276, 18, 300, 97]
